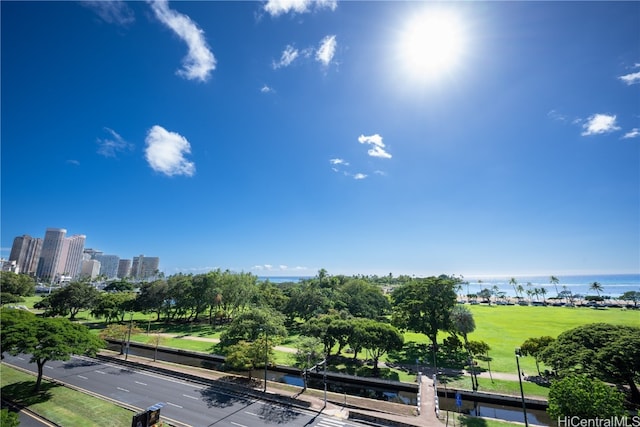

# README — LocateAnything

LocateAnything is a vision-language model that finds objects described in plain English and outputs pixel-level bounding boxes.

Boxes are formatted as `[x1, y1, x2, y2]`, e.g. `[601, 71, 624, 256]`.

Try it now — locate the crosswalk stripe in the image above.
[317, 418, 345, 427]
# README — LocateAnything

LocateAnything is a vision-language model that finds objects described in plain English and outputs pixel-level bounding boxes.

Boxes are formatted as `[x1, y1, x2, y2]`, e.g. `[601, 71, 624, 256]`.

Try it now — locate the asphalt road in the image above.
[2, 354, 364, 427]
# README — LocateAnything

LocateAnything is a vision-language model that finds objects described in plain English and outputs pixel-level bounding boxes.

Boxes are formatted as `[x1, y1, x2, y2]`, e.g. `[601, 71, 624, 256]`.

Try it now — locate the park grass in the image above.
[439, 376, 550, 399]
[0, 364, 134, 426]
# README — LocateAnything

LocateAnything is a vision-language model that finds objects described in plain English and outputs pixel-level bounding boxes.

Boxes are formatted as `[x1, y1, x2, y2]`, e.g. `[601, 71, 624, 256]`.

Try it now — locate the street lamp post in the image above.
[263, 327, 268, 393]
[515, 348, 529, 427]
[125, 312, 133, 361]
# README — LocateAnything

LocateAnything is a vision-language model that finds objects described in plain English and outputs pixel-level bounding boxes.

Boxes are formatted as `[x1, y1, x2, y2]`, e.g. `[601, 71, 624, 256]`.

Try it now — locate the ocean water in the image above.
[460, 274, 640, 298]
[260, 274, 640, 298]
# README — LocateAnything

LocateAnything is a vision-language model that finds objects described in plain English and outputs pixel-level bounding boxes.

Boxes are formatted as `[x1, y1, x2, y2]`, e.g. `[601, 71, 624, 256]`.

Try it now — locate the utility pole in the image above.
[263, 327, 268, 393]
[515, 348, 529, 427]
[323, 353, 327, 407]
[125, 312, 133, 361]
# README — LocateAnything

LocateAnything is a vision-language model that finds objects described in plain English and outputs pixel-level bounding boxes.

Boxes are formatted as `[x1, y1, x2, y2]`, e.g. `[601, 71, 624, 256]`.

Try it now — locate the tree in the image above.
[519, 336, 555, 376]
[621, 290, 640, 308]
[91, 292, 135, 324]
[147, 331, 166, 362]
[34, 281, 100, 320]
[477, 288, 492, 304]
[360, 321, 404, 375]
[509, 277, 518, 299]
[391, 275, 457, 358]
[540, 323, 640, 403]
[550, 276, 560, 296]
[135, 280, 169, 321]
[293, 337, 323, 390]
[99, 322, 143, 355]
[224, 337, 272, 381]
[0, 271, 36, 296]
[1, 309, 104, 392]
[450, 305, 475, 348]
[467, 340, 491, 387]
[337, 279, 391, 319]
[547, 375, 626, 418]
[219, 308, 287, 348]
[0, 409, 19, 427]
[589, 281, 603, 297]
[103, 280, 134, 293]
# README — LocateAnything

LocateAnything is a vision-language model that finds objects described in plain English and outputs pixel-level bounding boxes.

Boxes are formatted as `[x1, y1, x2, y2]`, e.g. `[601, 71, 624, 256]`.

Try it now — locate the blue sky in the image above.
[2, 0, 639, 278]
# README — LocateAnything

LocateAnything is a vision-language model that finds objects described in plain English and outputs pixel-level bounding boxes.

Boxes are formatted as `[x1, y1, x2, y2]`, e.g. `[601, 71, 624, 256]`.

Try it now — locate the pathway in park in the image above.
[155, 333, 522, 381]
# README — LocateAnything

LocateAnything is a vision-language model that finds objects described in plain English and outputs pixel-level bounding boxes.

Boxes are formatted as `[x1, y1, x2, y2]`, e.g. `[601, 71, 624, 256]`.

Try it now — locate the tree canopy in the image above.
[540, 323, 640, 404]
[34, 281, 100, 320]
[547, 374, 627, 418]
[0, 308, 104, 391]
[391, 275, 458, 353]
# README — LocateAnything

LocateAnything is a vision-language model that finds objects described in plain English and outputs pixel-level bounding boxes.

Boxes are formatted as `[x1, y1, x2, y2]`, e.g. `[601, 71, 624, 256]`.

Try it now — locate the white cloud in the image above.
[144, 125, 195, 177]
[66, 159, 80, 166]
[82, 0, 135, 26]
[316, 35, 337, 67]
[619, 71, 640, 85]
[264, 0, 337, 17]
[260, 84, 275, 93]
[273, 45, 299, 69]
[547, 109, 567, 122]
[374, 170, 387, 176]
[622, 128, 640, 139]
[358, 134, 392, 158]
[97, 127, 134, 157]
[149, 0, 215, 82]
[329, 158, 348, 165]
[581, 114, 621, 136]
[353, 173, 367, 180]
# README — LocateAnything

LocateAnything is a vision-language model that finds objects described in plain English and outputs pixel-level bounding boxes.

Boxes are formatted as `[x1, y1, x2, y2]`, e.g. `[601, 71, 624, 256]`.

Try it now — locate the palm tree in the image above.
[540, 287, 547, 304]
[550, 276, 560, 296]
[451, 305, 476, 348]
[590, 281, 603, 297]
[509, 277, 518, 299]
[516, 284, 525, 300]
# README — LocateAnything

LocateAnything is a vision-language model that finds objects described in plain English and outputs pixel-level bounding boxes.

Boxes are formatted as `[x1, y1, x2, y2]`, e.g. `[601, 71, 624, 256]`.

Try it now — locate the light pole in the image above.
[515, 348, 529, 427]
[323, 353, 327, 408]
[263, 327, 268, 393]
[125, 312, 133, 361]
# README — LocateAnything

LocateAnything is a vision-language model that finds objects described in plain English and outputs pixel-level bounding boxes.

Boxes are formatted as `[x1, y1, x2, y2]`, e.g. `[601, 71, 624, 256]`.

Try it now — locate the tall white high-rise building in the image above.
[118, 259, 131, 279]
[36, 228, 67, 282]
[59, 235, 86, 279]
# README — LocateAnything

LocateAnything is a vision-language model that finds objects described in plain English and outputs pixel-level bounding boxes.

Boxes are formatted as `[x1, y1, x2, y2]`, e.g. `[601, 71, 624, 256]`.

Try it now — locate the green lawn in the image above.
[1, 364, 134, 426]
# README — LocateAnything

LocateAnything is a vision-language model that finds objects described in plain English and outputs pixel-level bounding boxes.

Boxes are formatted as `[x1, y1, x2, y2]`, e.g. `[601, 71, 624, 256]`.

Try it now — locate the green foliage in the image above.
[337, 278, 391, 318]
[0, 408, 19, 427]
[34, 282, 100, 320]
[292, 336, 323, 369]
[621, 290, 640, 307]
[0, 293, 25, 304]
[103, 280, 135, 292]
[99, 322, 143, 355]
[540, 323, 640, 403]
[1, 271, 36, 296]
[91, 292, 136, 323]
[135, 280, 169, 321]
[520, 336, 555, 376]
[547, 375, 626, 418]
[0, 308, 105, 391]
[450, 305, 475, 345]
[219, 307, 287, 348]
[391, 275, 457, 351]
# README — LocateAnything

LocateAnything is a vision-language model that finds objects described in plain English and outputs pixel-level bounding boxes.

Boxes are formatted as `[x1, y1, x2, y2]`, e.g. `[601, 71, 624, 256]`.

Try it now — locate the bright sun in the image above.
[398, 9, 466, 83]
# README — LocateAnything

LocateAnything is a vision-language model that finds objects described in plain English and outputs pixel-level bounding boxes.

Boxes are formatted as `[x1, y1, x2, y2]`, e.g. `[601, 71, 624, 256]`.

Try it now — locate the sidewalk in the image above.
[100, 350, 443, 427]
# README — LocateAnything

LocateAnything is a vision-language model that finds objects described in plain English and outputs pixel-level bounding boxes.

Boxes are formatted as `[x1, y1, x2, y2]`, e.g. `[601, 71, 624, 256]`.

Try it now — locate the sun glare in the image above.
[397, 9, 466, 83]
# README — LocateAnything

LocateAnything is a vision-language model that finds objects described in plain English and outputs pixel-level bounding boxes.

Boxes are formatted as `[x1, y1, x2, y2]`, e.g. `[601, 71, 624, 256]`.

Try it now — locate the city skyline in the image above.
[2, 1, 638, 278]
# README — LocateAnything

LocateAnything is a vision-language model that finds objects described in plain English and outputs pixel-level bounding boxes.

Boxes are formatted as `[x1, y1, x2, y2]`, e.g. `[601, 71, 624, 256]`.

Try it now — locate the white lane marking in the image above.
[166, 401, 183, 408]
[245, 412, 259, 417]
[135, 381, 147, 386]
[17, 357, 25, 361]
[182, 394, 198, 400]
[95, 370, 106, 374]
[231, 423, 247, 427]
[45, 366, 54, 369]
[116, 387, 129, 392]
[77, 375, 88, 379]
[318, 418, 346, 426]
